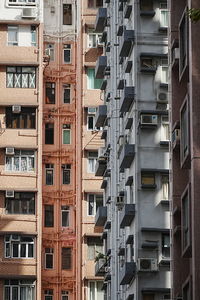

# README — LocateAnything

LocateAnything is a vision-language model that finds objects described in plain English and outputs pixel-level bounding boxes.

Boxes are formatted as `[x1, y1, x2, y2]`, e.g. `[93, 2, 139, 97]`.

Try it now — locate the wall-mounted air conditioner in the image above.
[12, 105, 21, 114]
[141, 114, 158, 125]
[6, 190, 15, 198]
[138, 258, 158, 271]
[105, 266, 111, 273]
[157, 90, 168, 102]
[22, 8, 36, 19]
[6, 147, 15, 155]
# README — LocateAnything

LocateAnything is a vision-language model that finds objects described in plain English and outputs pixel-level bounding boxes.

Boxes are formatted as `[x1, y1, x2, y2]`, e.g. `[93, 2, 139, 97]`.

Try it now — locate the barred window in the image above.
[6, 67, 36, 88]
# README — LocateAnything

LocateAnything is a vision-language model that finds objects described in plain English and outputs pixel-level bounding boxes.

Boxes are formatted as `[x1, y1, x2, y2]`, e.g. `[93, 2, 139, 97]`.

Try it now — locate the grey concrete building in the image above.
[94, 1, 170, 300]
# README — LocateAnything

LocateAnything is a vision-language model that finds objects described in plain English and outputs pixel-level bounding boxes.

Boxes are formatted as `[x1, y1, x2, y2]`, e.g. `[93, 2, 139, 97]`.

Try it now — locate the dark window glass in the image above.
[6, 66, 36, 89]
[46, 82, 55, 104]
[44, 205, 54, 227]
[5, 192, 35, 215]
[45, 249, 53, 269]
[45, 123, 54, 144]
[62, 247, 71, 269]
[62, 164, 71, 184]
[179, 12, 188, 74]
[64, 44, 71, 63]
[63, 85, 70, 103]
[45, 164, 54, 185]
[140, 0, 153, 10]
[6, 107, 36, 129]
[63, 4, 72, 25]
[182, 192, 189, 250]
[61, 206, 69, 227]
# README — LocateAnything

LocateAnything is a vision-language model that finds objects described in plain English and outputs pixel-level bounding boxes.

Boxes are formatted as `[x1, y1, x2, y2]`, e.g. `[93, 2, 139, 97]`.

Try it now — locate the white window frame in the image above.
[62, 124, 71, 145]
[5, 235, 34, 259]
[5, 150, 35, 173]
[161, 175, 169, 200]
[8, 25, 18, 46]
[87, 151, 98, 173]
[88, 281, 104, 300]
[87, 32, 102, 48]
[87, 194, 103, 216]
[45, 248, 54, 269]
[4, 280, 35, 300]
[44, 289, 53, 300]
[61, 291, 69, 300]
[63, 84, 71, 104]
[7, 0, 36, 6]
[161, 115, 169, 141]
[45, 164, 54, 185]
[159, 3, 168, 28]
[63, 44, 71, 64]
[62, 164, 71, 185]
[160, 59, 168, 84]
[46, 43, 55, 61]
[87, 238, 103, 260]
[61, 205, 70, 227]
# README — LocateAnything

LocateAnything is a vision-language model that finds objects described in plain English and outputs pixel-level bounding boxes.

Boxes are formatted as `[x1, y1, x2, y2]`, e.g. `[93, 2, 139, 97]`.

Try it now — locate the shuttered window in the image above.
[62, 248, 71, 270]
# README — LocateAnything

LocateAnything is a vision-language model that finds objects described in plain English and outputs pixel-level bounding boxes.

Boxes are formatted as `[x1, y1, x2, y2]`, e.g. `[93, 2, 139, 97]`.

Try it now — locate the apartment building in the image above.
[0, 0, 43, 299]
[42, 1, 77, 299]
[76, 0, 105, 300]
[94, 0, 170, 300]
[170, 1, 200, 300]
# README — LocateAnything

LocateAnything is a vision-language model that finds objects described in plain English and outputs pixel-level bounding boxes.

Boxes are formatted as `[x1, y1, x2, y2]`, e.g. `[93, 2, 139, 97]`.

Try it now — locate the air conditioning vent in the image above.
[172, 129, 180, 149]
[22, 7, 36, 19]
[138, 258, 158, 271]
[105, 266, 111, 273]
[116, 196, 124, 206]
[6, 147, 15, 155]
[88, 107, 96, 114]
[50, 6, 55, 13]
[6, 190, 15, 198]
[141, 114, 158, 125]
[157, 91, 168, 102]
[12, 105, 21, 114]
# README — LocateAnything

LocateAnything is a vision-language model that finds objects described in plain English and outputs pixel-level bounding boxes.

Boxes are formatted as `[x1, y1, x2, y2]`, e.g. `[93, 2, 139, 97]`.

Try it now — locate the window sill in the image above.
[140, 10, 155, 17]
[160, 199, 169, 205]
[160, 141, 169, 147]
[3, 171, 36, 177]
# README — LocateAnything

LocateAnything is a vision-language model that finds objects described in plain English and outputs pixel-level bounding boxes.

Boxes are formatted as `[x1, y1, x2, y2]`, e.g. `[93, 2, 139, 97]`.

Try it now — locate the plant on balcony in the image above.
[95, 251, 107, 262]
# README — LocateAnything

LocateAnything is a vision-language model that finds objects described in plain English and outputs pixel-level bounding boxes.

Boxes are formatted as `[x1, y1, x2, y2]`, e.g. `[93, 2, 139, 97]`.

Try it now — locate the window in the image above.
[45, 248, 54, 269]
[62, 291, 69, 300]
[45, 44, 54, 61]
[141, 57, 154, 69]
[5, 235, 34, 258]
[143, 295, 154, 300]
[8, 0, 36, 5]
[8, 26, 18, 46]
[161, 116, 169, 141]
[88, 0, 103, 8]
[61, 206, 70, 227]
[183, 282, 190, 300]
[63, 84, 71, 103]
[160, 3, 168, 27]
[5, 192, 35, 215]
[179, 10, 188, 75]
[87, 115, 96, 130]
[140, 0, 153, 11]
[46, 82, 55, 104]
[160, 59, 168, 84]
[31, 25, 36, 46]
[62, 164, 71, 184]
[180, 100, 189, 164]
[161, 175, 169, 200]
[182, 191, 190, 251]
[141, 172, 156, 188]
[87, 68, 103, 89]
[44, 289, 53, 300]
[62, 247, 71, 270]
[87, 237, 103, 260]
[4, 280, 35, 300]
[88, 194, 103, 216]
[7, 67, 36, 88]
[44, 205, 54, 227]
[5, 150, 35, 172]
[6, 107, 36, 129]
[88, 281, 104, 300]
[45, 123, 54, 144]
[45, 164, 54, 185]
[87, 151, 98, 173]
[88, 32, 102, 48]
[63, 44, 71, 63]
[63, 4, 72, 25]
[63, 124, 71, 144]
[162, 234, 170, 258]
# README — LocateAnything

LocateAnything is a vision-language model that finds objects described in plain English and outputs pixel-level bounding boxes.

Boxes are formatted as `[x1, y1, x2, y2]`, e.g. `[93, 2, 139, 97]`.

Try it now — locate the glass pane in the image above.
[89, 282, 95, 300]
[13, 243, 19, 257]
[88, 195, 94, 215]
[62, 211, 69, 227]
[28, 244, 34, 257]
[12, 287, 18, 300]
[21, 157, 27, 172]
[20, 244, 26, 257]
[5, 157, 12, 171]
[14, 157, 20, 171]
[20, 287, 26, 300]
[63, 130, 71, 144]
[4, 287, 10, 300]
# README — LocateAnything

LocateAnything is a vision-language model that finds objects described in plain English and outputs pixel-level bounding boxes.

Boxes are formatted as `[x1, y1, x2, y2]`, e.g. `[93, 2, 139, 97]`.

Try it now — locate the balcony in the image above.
[120, 86, 135, 114]
[119, 144, 135, 171]
[95, 206, 107, 227]
[95, 158, 107, 176]
[0, 46, 38, 66]
[95, 258, 106, 276]
[95, 56, 107, 79]
[120, 204, 135, 228]
[0, 259, 36, 278]
[95, 105, 107, 127]
[120, 262, 136, 285]
[95, 8, 107, 33]
[0, 88, 38, 106]
[119, 30, 135, 57]
[0, 129, 37, 148]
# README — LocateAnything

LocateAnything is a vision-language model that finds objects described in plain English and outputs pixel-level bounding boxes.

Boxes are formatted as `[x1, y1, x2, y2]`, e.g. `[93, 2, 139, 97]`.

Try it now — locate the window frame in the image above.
[45, 82, 55, 104]
[63, 44, 71, 64]
[181, 185, 191, 257]
[62, 247, 72, 270]
[5, 192, 35, 215]
[61, 291, 69, 300]
[179, 8, 189, 79]
[87, 68, 103, 90]
[45, 123, 54, 145]
[87, 151, 98, 173]
[141, 172, 156, 189]
[88, 281, 104, 300]
[160, 59, 168, 84]
[87, 194, 103, 216]
[6, 107, 36, 129]
[63, 4, 72, 25]
[87, 0, 103, 9]
[63, 84, 71, 104]
[159, 3, 169, 28]
[6, 66, 36, 89]
[45, 164, 54, 185]
[5, 150, 35, 173]
[62, 164, 71, 185]
[4, 280, 35, 300]
[161, 174, 169, 200]
[44, 204, 54, 227]
[180, 96, 190, 168]
[61, 205, 70, 227]
[5, 235, 34, 259]
[161, 115, 169, 141]
[62, 124, 71, 145]
[44, 289, 53, 300]
[45, 248, 54, 269]
[161, 233, 170, 259]
[45, 43, 55, 61]
[7, 25, 18, 46]
[8, 0, 36, 6]
[87, 237, 103, 261]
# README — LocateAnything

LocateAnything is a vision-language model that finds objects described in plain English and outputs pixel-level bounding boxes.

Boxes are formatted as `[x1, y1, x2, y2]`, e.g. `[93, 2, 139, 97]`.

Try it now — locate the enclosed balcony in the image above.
[95, 158, 107, 176]
[95, 8, 107, 33]
[120, 262, 136, 285]
[95, 56, 107, 79]
[120, 86, 135, 114]
[95, 206, 107, 227]
[95, 258, 106, 276]
[119, 144, 135, 171]
[120, 204, 135, 228]
[119, 30, 135, 57]
[95, 105, 107, 127]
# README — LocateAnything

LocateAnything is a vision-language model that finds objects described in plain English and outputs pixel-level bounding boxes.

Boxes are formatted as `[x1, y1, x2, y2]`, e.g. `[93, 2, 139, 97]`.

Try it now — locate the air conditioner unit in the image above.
[172, 48, 179, 61]
[88, 107, 96, 114]
[12, 105, 21, 114]
[6, 190, 15, 198]
[6, 147, 15, 155]
[141, 114, 158, 125]
[138, 258, 158, 272]
[157, 90, 168, 102]
[105, 266, 111, 273]
[172, 129, 180, 149]
[22, 8, 36, 19]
